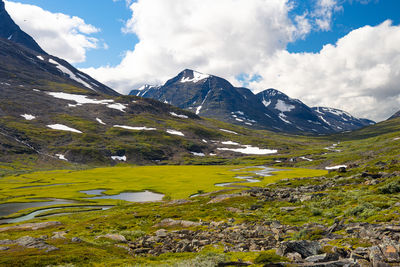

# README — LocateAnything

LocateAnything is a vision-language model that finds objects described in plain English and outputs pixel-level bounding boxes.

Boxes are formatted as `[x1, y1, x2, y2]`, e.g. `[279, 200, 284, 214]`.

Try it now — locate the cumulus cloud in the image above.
[83, 0, 398, 121]
[248, 20, 400, 121]
[4, 1, 104, 63]
[84, 0, 305, 92]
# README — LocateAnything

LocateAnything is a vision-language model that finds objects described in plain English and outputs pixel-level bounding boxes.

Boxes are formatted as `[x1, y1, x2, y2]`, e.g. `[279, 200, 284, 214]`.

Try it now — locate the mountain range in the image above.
[130, 69, 375, 134]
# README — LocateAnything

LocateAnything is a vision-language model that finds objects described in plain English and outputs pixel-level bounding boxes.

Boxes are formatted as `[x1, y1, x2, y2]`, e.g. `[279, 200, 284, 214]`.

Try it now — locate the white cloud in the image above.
[83, 0, 398, 121]
[248, 20, 400, 121]
[4, 1, 104, 63]
[83, 0, 305, 92]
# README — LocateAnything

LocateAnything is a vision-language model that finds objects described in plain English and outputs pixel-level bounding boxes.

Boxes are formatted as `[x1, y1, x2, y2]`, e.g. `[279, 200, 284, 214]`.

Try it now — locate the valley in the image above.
[1, 0, 400, 266]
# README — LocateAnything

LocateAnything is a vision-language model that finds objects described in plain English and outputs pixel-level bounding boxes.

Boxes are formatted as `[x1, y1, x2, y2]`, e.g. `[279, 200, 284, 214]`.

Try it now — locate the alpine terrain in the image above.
[130, 69, 375, 134]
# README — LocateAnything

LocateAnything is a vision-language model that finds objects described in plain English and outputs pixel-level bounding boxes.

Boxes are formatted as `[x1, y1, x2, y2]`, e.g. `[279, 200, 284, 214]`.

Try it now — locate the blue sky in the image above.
[4, 0, 400, 121]
[9, 0, 400, 68]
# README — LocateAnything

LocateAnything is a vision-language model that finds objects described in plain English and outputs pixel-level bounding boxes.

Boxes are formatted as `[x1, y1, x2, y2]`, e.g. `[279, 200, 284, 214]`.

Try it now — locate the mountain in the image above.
[389, 110, 400, 120]
[313, 107, 375, 132]
[0, 0, 46, 54]
[0, 5, 306, 165]
[130, 69, 374, 134]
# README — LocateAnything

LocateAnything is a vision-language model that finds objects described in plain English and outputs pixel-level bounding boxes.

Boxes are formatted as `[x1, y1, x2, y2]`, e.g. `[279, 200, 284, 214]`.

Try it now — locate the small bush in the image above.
[379, 180, 400, 194]
[254, 251, 287, 264]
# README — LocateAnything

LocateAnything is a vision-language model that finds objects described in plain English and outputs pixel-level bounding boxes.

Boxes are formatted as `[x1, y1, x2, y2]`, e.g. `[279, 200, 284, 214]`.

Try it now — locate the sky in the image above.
[4, 0, 400, 122]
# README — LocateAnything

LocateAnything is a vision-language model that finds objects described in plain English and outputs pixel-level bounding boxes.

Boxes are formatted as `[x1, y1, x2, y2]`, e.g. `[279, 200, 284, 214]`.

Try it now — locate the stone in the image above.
[71, 237, 82, 243]
[380, 244, 400, 262]
[96, 234, 127, 243]
[286, 252, 302, 262]
[0, 221, 61, 232]
[277, 240, 322, 258]
[15, 236, 58, 252]
[280, 206, 300, 212]
[155, 229, 168, 238]
[0, 246, 9, 251]
[369, 246, 385, 265]
[51, 231, 67, 239]
[305, 253, 339, 263]
[153, 218, 200, 228]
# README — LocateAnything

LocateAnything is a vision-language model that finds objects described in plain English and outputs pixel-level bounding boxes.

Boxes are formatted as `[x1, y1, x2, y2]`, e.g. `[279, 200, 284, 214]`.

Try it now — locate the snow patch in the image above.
[96, 118, 106, 125]
[262, 99, 271, 107]
[49, 59, 94, 90]
[170, 112, 188, 119]
[47, 124, 82, 133]
[325, 165, 347, 170]
[37, 55, 44, 61]
[111, 155, 127, 161]
[278, 113, 291, 124]
[300, 156, 313, 162]
[114, 125, 156, 131]
[47, 92, 126, 112]
[275, 100, 295, 113]
[21, 114, 36, 120]
[218, 146, 277, 155]
[180, 71, 209, 83]
[196, 106, 203, 115]
[166, 129, 185, 136]
[221, 141, 240, 145]
[190, 152, 205, 157]
[107, 103, 127, 112]
[56, 154, 68, 161]
[220, 129, 238, 135]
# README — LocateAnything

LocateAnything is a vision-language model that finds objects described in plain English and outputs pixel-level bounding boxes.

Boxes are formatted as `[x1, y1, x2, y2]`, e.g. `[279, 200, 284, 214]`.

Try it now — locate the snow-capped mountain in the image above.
[130, 69, 375, 134]
[313, 107, 375, 132]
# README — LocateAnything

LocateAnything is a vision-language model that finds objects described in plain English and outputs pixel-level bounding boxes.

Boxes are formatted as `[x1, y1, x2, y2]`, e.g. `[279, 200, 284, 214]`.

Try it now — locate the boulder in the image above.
[15, 236, 58, 252]
[96, 234, 127, 243]
[277, 240, 322, 258]
[153, 218, 200, 228]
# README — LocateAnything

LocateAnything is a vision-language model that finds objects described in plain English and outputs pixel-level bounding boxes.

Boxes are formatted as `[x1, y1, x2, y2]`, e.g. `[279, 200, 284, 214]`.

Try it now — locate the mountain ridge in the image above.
[130, 69, 375, 134]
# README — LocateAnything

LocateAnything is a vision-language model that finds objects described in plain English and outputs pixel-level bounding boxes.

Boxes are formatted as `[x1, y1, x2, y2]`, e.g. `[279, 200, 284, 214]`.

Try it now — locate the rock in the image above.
[286, 252, 302, 261]
[153, 218, 200, 228]
[380, 244, 400, 262]
[369, 246, 385, 266]
[164, 199, 192, 206]
[280, 206, 300, 212]
[155, 229, 168, 238]
[208, 194, 241, 204]
[0, 221, 61, 232]
[15, 236, 58, 252]
[277, 240, 322, 258]
[0, 246, 9, 251]
[338, 167, 347, 173]
[96, 234, 126, 243]
[71, 237, 82, 243]
[305, 253, 339, 263]
[0, 240, 13, 245]
[51, 231, 67, 239]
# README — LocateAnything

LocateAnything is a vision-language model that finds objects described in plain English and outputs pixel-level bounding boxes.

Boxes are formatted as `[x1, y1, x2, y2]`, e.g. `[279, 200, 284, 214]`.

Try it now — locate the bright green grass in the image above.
[0, 165, 327, 211]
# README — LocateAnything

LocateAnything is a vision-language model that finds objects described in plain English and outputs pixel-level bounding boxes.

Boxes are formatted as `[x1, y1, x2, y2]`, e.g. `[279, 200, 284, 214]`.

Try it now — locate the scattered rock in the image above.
[277, 240, 322, 258]
[153, 218, 201, 228]
[155, 229, 168, 237]
[15, 236, 58, 252]
[0, 221, 61, 232]
[208, 193, 241, 204]
[96, 234, 127, 243]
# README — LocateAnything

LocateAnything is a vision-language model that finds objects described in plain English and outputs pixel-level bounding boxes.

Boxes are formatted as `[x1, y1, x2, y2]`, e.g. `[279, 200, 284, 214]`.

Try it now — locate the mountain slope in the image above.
[130, 70, 374, 134]
[313, 107, 375, 132]
[0, 0, 45, 54]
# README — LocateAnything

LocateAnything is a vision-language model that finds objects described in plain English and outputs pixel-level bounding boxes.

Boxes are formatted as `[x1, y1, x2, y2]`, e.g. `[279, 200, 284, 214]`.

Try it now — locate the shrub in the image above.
[379, 180, 400, 194]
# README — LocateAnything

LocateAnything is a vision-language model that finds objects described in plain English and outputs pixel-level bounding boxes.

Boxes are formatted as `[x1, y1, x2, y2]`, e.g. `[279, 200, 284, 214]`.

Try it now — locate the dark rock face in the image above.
[0, 0, 46, 54]
[313, 107, 375, 132]
[130, 70, 375, 134]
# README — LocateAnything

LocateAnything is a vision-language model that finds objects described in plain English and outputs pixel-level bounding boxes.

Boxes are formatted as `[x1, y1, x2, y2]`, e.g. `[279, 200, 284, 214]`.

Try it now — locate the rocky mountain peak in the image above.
[0, 0, 46, 54]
